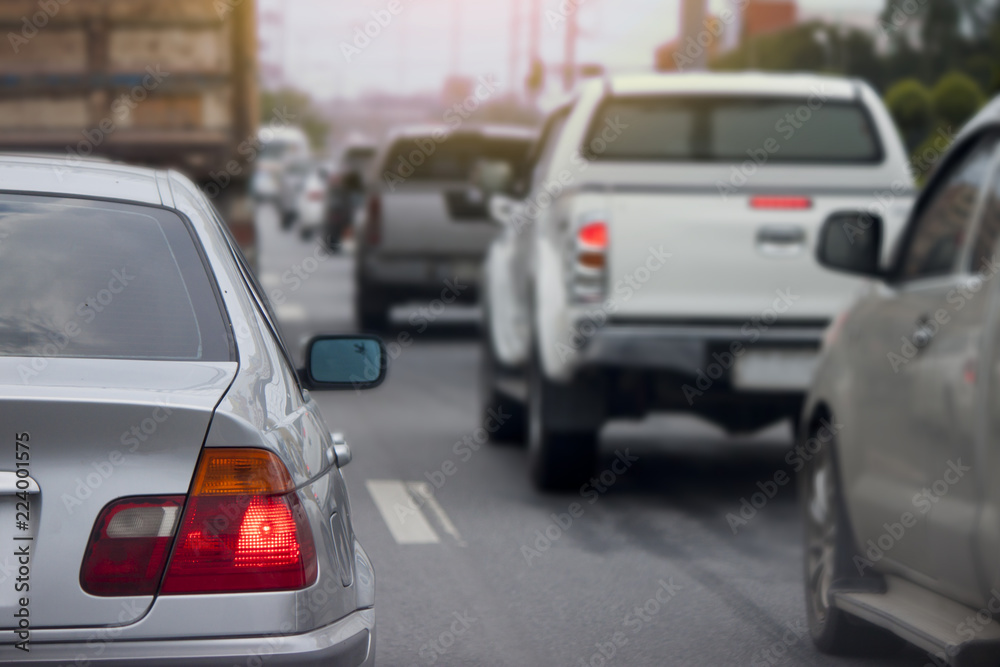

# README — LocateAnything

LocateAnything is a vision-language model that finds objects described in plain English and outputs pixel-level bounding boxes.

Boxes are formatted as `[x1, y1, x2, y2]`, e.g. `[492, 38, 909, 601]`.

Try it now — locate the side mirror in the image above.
[816, 211, 884, 278]
[301, 335, 387, 390]
[488, 193, 518, 227]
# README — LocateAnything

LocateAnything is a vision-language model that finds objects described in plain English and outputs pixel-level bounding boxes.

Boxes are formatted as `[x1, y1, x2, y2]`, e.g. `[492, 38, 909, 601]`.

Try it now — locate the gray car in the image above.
[355, 125, 536, 330]
[0, 155, 383, 665]
[801, 95, 1000, 663]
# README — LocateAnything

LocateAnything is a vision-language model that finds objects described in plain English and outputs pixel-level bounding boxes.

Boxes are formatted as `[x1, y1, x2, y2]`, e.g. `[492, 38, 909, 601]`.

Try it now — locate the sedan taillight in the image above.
[161, 448, 316, 594]
[80, 496, 184, 596]
[80, 448, 317, 597]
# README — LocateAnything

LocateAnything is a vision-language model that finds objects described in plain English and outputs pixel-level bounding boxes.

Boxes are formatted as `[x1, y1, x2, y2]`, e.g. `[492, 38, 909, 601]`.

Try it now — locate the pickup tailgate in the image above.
[380, 184, 497, 256]
[608, 190, 901, 321]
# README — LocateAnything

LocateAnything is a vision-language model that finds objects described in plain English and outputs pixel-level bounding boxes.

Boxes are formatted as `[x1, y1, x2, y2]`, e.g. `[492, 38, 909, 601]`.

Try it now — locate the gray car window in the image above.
[0, 195, 233, 361]
[900, 133, 1000, 281]
[969, 145, 1000, 274]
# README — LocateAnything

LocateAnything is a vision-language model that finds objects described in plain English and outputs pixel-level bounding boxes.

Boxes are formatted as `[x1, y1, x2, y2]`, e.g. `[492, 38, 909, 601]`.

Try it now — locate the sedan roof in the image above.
[0, 153, 164, 205]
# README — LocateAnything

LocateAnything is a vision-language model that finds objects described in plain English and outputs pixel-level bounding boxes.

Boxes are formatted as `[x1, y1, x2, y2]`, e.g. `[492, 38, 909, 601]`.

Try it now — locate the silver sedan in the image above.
[0, 155, 383, 666]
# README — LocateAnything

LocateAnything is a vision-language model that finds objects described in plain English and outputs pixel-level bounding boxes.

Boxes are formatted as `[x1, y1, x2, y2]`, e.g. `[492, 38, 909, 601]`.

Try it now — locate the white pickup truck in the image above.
[480, 73, 916, 490]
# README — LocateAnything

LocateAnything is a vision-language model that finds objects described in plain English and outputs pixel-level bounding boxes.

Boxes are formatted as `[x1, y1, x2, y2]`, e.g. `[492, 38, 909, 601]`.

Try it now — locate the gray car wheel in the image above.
[801, 424, 900, 655]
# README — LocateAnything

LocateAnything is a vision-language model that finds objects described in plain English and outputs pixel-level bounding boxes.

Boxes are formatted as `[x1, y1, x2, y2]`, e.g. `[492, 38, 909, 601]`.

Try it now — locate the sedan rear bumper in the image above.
[9, 608, 374, 667]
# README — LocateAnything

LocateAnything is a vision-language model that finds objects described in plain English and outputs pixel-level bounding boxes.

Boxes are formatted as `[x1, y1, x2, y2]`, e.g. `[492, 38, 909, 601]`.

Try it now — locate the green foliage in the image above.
[710, 22, 886, 89]
[884, 79, 933, 151]
[930, 70, 987, 129]
[260, 89, 330, 151]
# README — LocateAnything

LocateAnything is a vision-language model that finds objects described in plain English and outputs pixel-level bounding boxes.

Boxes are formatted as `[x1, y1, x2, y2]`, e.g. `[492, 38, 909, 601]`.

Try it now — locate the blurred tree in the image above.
[884, 78, 933, 151]
[712, 22, 827, 73]
[711, 22, 885, 88]
[879, 0, 995, 85]
[260, 89, 330, 151]
[930, 70, 987, 129]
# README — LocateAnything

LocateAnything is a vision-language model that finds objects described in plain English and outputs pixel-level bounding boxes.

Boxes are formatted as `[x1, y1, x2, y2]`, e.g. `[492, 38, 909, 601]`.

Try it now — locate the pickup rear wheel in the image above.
[801, 423, 900, 655]
[528, 355, 597, 492]
[355, 280, 390, 333]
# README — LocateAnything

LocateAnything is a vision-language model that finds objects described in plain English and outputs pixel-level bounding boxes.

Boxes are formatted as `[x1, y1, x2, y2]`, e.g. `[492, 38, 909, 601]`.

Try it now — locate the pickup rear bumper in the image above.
[573, 322, 830, 431]
[360, 253, 481, 303]
[578, 322, 828, 377]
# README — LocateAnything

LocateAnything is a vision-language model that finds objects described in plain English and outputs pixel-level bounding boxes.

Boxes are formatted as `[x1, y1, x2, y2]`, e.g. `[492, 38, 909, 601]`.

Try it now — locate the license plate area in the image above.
[732, 348, 820, 391]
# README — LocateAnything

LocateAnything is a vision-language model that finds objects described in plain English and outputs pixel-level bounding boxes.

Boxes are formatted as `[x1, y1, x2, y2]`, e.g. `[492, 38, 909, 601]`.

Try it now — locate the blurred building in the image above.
[743, 0, 798, 40]
[655, 0, 799, 72]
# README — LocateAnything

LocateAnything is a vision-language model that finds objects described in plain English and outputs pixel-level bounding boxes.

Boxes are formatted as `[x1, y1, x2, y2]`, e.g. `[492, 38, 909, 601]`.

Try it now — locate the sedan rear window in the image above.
[0, 195, 233, 361]
[585, 95, 882, 163]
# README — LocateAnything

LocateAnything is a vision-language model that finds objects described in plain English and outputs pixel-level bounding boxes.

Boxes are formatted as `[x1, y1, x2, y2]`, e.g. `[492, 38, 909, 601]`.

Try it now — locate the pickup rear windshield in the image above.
[0, 195, 233, 362]
[382, 134, 533, 182]
[584, 95, 882, 163]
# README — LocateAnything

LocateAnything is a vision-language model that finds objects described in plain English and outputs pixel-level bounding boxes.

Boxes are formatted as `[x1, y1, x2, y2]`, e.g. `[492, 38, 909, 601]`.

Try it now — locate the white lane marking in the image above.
[275, 302, 307, 323]
[365, 480, 440, 545]
[408, 482, 466, 547]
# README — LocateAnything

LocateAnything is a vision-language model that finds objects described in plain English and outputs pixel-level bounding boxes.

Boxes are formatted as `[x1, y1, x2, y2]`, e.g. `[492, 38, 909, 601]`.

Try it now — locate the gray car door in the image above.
[970, 157, 1000, 608]
[846, 131, 999, 581]
[908, 133, 1000, 607]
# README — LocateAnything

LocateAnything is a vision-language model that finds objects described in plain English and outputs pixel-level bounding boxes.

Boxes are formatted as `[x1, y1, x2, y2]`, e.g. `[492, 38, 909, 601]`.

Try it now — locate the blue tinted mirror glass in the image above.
[309, 338, 384, 386]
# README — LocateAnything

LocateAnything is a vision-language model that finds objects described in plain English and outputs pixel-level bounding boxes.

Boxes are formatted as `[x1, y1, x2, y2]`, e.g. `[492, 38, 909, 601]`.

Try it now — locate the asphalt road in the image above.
[255, 205, 927, 667]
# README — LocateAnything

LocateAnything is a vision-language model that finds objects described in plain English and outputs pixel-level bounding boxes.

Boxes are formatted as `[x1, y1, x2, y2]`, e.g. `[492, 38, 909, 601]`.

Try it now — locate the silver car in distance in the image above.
[0, 155, 384, 666]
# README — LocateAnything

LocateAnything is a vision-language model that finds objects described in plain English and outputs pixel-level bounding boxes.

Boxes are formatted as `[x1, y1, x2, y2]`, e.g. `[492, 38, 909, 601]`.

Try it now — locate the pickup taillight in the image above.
[569, 217, 608, 303]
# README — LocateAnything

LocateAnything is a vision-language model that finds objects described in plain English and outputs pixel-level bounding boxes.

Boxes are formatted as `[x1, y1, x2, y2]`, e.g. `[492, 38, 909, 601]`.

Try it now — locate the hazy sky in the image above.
[259, 0, 886, 100]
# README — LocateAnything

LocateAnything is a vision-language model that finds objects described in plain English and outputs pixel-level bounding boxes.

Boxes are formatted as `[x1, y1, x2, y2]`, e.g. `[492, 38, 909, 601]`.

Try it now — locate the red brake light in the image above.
[161, 448, 317, 595]
[365, 195, 382, 246]
[578, 221, 608, 248]
[750, 196, 813, 210]
[80, 496, 184, 596]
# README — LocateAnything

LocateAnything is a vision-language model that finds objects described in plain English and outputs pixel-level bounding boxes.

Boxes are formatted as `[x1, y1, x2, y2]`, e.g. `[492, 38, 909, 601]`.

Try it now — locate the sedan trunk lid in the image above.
[0, 358, 236, 629]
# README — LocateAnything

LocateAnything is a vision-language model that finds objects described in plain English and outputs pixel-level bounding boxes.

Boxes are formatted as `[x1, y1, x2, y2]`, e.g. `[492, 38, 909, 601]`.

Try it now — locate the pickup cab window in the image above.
[584, 95, 882, 163]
